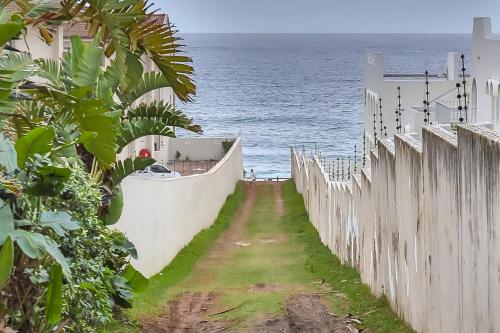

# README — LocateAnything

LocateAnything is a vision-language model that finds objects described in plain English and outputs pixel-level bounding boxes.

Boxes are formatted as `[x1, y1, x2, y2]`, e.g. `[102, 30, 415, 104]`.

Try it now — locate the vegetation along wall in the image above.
[291, 124, 500, 333]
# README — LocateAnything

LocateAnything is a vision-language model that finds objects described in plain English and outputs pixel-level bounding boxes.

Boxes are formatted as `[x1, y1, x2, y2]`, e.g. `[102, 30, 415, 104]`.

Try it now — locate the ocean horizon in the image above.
[176, 33, 471, 178]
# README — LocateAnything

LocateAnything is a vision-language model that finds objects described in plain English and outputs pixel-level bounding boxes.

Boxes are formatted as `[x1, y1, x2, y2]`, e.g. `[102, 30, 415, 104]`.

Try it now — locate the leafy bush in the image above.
[0, 1, 200, 331]
[222, 139, 236, 154]
[46, 166, 133, 332]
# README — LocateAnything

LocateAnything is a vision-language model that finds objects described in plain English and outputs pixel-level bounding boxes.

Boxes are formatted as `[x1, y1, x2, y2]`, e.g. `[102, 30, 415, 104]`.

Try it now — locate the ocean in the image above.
[177, 34, 471, 178]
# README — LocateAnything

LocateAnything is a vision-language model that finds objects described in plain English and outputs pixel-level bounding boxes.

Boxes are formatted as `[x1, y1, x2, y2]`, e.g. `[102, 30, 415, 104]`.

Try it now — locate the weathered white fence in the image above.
[291, 124, 500, 333]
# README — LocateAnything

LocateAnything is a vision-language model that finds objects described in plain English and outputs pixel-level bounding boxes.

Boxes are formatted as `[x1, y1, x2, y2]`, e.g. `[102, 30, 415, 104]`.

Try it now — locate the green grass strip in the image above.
[104, 182, 246, 332]
[280, 181, 414, 333]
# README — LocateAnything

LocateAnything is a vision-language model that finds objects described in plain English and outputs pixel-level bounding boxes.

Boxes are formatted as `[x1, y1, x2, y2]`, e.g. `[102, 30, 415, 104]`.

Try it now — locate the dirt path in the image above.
[140, 182, 360, 333]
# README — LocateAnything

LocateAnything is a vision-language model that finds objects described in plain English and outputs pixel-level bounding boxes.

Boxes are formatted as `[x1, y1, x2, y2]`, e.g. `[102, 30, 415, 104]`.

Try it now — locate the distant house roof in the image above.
[5, 3, 17, 11]
[4, 3, 167, 39]
[63, 14, 167, 39]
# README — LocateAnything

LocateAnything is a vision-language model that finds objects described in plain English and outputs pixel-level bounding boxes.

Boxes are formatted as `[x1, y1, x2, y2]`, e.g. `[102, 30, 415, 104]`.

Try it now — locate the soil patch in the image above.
[140, 293, 359, 333]
[140, 291, 228, 333]
[252, 294, 359, 333]
[250, 282, 279, 292]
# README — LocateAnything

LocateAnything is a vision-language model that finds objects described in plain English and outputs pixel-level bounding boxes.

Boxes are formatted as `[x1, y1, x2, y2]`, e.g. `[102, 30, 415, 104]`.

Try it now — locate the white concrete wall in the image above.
[11, 26, 64, 60]
[291, 124, 500, 333]
[115, 137, 243, 277]
[151, 137, 234, 164]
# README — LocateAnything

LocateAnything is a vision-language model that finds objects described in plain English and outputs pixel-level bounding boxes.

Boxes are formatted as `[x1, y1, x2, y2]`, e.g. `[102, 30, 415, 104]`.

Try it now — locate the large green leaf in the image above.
[15, 127, 55, 168]
[112, 234, 138, 259]
[10, 230, 45, 259]
[104, 186, 124, 226]
[45, 263, 63, 324]
[111, 157, 155, 187]
[119, 51, 143, 93]
[0, 199, 14, 246]
[0, 134, 17, 173]
[43, 237, 71, 279]
[25, 165, 71, 197]
[0, 236, 14, 290]
[79, 131, 117, 167]
[122, 264, 148, 292]
[117, 118, 175, 153]
[66, 36, 104, 88]
[10, 230, 71, 278]
[0, 18, 24, 46]
[39, 211, 79, 236]
[112, 275, 133, 308]
[77, 109, 118, 167]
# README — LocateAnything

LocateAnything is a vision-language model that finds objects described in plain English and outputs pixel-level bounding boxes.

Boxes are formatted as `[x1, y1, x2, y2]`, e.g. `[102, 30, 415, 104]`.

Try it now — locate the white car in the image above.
[137, 163, 181, 179]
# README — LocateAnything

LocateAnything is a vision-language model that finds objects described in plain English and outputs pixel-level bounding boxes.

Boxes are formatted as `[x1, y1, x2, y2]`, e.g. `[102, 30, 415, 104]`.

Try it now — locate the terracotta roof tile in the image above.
[62, 13, 167, 38]
[5, 3, 18, 11]
[62, 22, 92, 38]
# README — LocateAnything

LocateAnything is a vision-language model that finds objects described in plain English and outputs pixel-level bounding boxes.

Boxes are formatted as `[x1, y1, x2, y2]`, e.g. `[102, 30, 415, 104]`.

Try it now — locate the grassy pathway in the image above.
[109, 181, 413, 332]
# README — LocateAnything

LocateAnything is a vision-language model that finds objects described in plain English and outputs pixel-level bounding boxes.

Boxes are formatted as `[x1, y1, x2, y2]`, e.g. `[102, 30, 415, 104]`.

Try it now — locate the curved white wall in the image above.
[115, 137, 243, 277]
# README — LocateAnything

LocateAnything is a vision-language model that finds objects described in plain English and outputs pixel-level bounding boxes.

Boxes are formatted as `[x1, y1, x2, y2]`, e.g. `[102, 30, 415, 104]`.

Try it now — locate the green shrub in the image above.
[222, 139, 235, 154]
[3, 165, 135, 332]
[45, 167, 132, 332]
[0, 2, 198, 331]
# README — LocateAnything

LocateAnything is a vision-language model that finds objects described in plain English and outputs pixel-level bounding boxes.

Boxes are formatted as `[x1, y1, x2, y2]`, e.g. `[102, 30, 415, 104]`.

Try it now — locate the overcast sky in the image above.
[160, 0, 500, 33]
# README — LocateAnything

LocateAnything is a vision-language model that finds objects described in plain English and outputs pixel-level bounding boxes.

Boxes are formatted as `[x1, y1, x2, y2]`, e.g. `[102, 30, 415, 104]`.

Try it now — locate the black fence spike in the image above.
[423, 70, 430, 125]
[332, 159, 335, 181]
[348, 156, 351, 180]
[379, 98, 384, 138]
[396, 86, 403, 134]
[341, 157, 344, 181]
[461, 54, 468, 123]
[373, 101, 378, 147]
[457, 82, 464, 123]
[336, 157, 340, 181]
[362, 133, 366, 168]
[354, 145, 357, 173]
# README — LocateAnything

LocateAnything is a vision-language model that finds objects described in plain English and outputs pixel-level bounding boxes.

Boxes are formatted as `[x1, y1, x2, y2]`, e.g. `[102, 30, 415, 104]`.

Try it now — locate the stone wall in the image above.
[291, 124, 500, 333]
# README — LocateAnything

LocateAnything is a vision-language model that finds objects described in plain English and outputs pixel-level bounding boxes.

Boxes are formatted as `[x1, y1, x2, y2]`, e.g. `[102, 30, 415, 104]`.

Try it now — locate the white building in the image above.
[472, 17, 500, 129]
[364, 17, 500, 147]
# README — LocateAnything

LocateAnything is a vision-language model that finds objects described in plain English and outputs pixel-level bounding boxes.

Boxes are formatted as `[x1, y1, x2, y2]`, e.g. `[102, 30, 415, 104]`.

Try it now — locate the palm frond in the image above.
[134, 20, 195, 102]
[34, 58, 61, 87]
[117, 117, 175, 153]
[119, 71, 169, 106]
[110, 156, 154, 187]
[0, 52, 32, 114]
[59, 0, 196, 102]
[126, 101, 202, 134]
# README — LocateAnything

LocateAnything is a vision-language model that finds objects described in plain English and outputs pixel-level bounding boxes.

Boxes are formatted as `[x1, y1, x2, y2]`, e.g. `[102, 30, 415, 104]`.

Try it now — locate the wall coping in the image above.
[129, 136, 242, 183]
